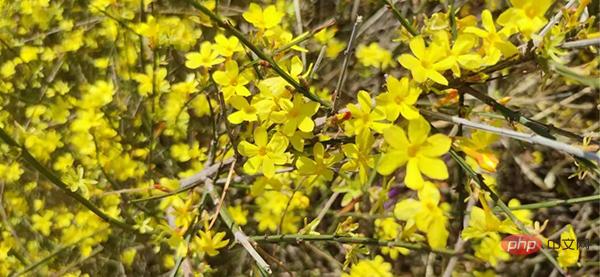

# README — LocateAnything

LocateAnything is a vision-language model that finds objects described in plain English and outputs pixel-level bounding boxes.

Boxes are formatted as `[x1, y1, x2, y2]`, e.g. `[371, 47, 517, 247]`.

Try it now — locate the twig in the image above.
[561, 38, 600, 48]
[380, 0, 419, 36]
[446, 148, 567, 276]
[422, 110, 600, 162]
[0, 127, 137, 233]
[442, 194, 477, 277]
[187, 0, 329, 108]
[208, 159, 236, 229]
[205, 176, 272, 274]
[250, 234, 480, 261]
[292, 0, 306, 68]
[507, 194, 600, 210]
[534, 0, 579, 47]
[460, 85, 593, 143]
[332, 16, 362, 112]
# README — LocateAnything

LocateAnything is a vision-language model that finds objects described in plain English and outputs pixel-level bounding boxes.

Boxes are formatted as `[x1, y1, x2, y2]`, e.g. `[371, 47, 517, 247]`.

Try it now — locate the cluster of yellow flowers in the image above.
[0, 0, 594, 275]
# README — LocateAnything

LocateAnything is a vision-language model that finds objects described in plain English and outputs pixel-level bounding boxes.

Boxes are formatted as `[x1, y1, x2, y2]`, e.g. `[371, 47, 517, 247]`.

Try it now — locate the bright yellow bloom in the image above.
[227, 96, 257, 124]
[378, 117, 451, 190]
[557, 224, 579, 269]
[464, 10, 518, 66]
[341, 130, 375, 184]
[32, 210, 54, 236]
[185, 42, 224, 69]
[457, 129, 500, 172]
[474, 234, 510, 266]
[272, 93, 320, 136]
[356, 42, 394, 69]
[228, 204, 248, 226]
[394, 182, 449, 249]
[345, 90, 388, 135]
[433, 31, 483, 76]
[212, 60, 251, 101]
[296, 142, 342, 182]
[132, 65, 170, 97]
[497, 0, 553, 39]
[398, 36, 454, 85]
[342, 255, 393, 277]
[194, 229, 229, 257]
[242, 3, 284, 30]
[376, 76, 421, 121]
[462, 200, 518, 240]
[238, 127, 289, 177]
[374, 217, 410, 258]
[213, 34, 244, 57]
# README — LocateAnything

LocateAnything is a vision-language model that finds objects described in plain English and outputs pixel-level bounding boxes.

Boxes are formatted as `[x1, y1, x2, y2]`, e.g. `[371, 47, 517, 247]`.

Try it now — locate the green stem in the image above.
[509, 194, 600, 210]
[0, 127, 137, 233]
[447, 148, 567, 276]
[187, 0, 329, 108]
[380, 0, 419, 36]
[250, 234, 480, 261]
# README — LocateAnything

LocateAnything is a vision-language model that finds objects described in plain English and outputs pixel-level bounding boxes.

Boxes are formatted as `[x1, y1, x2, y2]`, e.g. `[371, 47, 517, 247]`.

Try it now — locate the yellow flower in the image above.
[398, 36, 454, 85]
[194, 229, 229, 257]
[272, 93, 320, 136]
[377, 116, 451, 190]
[341, 130, 375, 184]
[185, 42, 224, 69]
[376, 76, 421, 121]
[462, 200, 518, 240]
[345, 90, 389, 135]
[314, 27, 337, 44]
[464, 10, 518, 65]
[227, 96, 258, 124]
[457, 129, 500, 172]
[474, 234, 510, 266]
[433, 31, 483, 76]
[296, 142, 342, 182]
[394, 182, 449, 249]
[356, 42, 394, 69]
[228, 204, 248, 226]
[557, 224, 579, 269]
[214, 34, 244, 57]
[132, 65, 170, 97]
[497, 0, 553, 39]
[242, 3, 284, 30]
[342, 255, 393, 277]
[374, 217, 410, 258]
[120, 248, 137, 267]
[238, 127, 289, 177]
[32, 210, 55, 236]
[213, 60, 252, 101]
[20, 46, 40, 63]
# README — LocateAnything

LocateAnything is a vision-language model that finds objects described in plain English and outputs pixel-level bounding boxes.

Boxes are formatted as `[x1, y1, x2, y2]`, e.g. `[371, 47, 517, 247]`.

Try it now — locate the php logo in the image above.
[501, 234, 542, 255]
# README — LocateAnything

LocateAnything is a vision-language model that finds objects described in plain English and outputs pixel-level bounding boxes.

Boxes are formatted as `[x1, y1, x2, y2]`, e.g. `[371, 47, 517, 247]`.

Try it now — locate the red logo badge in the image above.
[501, 234, 542, 255]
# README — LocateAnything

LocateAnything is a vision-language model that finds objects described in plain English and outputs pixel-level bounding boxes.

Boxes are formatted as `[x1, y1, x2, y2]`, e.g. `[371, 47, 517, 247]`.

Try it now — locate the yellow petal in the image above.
[408, 116, 430, 145]
[404, 158, 424, 190]
[418, 156, 449, 180]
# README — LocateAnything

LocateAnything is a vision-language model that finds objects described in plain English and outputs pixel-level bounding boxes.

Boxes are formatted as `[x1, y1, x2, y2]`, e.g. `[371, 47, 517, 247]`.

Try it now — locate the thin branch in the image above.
[208, 159, 236, 229]
[561, 38, 600, 48]
[0, 127, 137, 233]
[332, 16, 362, 112]
[534, 0, 579, 47]
[250, 234, 480, 261]
[508, 194, 600, 210]
[460, 85, 594, 144]
[187, 0, 329, 108]
[380, 0, 419, 36]
[446, 148, 567, 276]
[422, 110, 600, 162]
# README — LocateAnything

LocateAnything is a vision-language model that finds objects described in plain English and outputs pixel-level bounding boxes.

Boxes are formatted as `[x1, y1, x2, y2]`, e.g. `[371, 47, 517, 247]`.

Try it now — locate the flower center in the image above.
[408, 145, 420, 157]
[258, 146, 267, 156]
